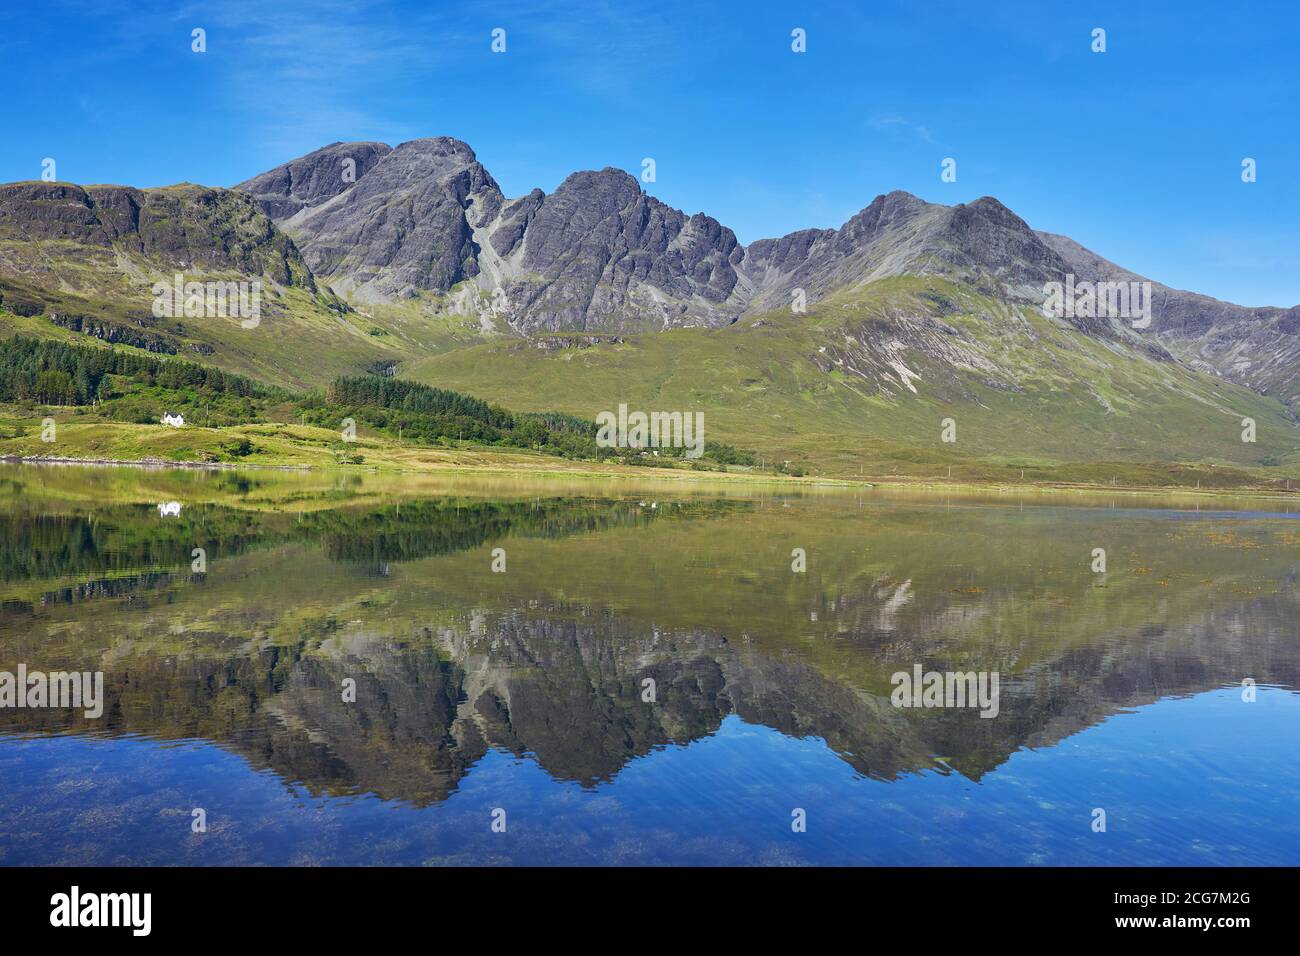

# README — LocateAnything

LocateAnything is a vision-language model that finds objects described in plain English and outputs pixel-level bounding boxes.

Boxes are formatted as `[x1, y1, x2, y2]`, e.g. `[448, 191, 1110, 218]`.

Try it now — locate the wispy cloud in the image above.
[177, 0, 443, 157]
[867, 113, 939, 146]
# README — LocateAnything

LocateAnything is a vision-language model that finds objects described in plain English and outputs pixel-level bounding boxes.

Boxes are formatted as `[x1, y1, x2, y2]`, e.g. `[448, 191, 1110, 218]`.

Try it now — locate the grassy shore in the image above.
[0, 416, 848, 486]
[5, 413, 1300, 505]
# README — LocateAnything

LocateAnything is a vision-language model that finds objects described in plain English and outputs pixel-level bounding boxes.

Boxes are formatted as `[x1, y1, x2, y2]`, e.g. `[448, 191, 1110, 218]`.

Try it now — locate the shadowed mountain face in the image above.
[236, 141, 393, 220]
[242, 138, 503, 303]
[0, 182, 315, 291]
[226, 137, 1300, 413]
[502, 168, 743, 331]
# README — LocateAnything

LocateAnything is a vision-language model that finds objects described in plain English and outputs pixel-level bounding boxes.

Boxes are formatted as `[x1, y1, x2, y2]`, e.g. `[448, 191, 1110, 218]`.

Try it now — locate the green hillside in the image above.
[402, 277, 1300, 480]
[4, 233, 1299, 487]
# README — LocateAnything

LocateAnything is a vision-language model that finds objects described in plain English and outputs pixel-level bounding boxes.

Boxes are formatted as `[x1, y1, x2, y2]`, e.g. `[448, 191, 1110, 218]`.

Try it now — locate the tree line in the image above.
[0, 337, 763, 468]
[0, 336, 266, 406]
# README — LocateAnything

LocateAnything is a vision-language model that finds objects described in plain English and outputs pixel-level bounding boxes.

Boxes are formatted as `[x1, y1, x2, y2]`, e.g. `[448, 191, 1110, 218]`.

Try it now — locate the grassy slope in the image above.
[402, 277, 1300, 482]
[5, 265, 1300, 489]
[0, 219, 518, 391]
[0, 248, 426, 389]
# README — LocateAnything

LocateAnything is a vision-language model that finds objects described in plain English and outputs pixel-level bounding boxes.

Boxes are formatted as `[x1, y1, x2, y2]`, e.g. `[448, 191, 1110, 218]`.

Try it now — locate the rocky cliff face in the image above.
[503, 167, 744, 332]
[241, 141, 746, 328]
[236, 141, 392, 220]
[2, 136, 1293, 409]
[0, 181, 315, 289]
[240, 138, 503, 302]
[1040, 231, 1300, 408]
[237, 137, 1297, 386]
[241, 140, 1089, 332]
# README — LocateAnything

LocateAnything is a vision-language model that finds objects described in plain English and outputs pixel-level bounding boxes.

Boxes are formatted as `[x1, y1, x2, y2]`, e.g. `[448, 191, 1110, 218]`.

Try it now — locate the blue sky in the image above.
[1, 0, 1296, 306]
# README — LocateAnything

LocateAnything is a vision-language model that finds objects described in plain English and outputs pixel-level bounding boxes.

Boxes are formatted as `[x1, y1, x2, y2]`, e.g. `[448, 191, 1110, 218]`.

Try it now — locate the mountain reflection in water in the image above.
[1, 466, 1298, 865]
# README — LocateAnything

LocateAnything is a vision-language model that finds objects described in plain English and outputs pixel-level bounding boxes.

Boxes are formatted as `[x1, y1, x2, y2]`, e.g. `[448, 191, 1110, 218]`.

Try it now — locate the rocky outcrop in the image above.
[505, 167, 743, 332]
[236, 141, 392, 219]
[489, 188, 544, 257]
[48, 312, 180, 353]
[231, 138, 1300, 391]
[247, 137, 504, 302]
[0, 181, 315, 289]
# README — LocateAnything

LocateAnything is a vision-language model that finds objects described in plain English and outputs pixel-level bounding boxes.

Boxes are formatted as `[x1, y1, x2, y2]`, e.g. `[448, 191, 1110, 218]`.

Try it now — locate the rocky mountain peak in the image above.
[236, 141, 391, 220]
[932, 194, 1067, 288]
[556, 166, 642, 195]
[832, 190, 932, 247]
[505, 166, 743, 331]
[963, 194, 1026, 223]
[242, 137, 505, 302]
[223, 136, 1297, 394]
[377, 137, 494, 189]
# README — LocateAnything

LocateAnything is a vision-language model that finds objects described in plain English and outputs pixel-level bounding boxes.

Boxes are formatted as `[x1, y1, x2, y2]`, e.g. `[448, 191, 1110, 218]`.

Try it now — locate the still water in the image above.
[1, 464, 1297, 865]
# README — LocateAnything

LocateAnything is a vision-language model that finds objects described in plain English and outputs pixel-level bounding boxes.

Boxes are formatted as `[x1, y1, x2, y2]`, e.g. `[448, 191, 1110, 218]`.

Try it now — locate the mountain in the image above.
[235, 141, 1101, 335]
[741, 191, 1067, 311]
[2, 134, 1298, 476]
[236, 139, 1299, 406]
[238, 138, 747, 330]
[0, 180, 407, 387]
[235, 141, 1258, 353]
[495, 167, 743, 332]
[0, 181, 314, 288]
[1039, 231, 1300, 408]
[240, 138, 498, 303]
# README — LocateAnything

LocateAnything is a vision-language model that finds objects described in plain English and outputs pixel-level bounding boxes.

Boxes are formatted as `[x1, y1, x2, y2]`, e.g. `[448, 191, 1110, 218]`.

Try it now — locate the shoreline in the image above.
[6, 452, 1300, 503]
[857, 476, 1300, 504]
[0, 452, 853, 487]
[0, 454, 312, 472]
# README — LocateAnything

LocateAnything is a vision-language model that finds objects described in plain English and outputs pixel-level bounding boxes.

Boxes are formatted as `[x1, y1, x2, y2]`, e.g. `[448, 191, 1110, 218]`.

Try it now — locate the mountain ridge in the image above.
[234, 137, 1299, 408]
[2, 135, 1298, 476]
